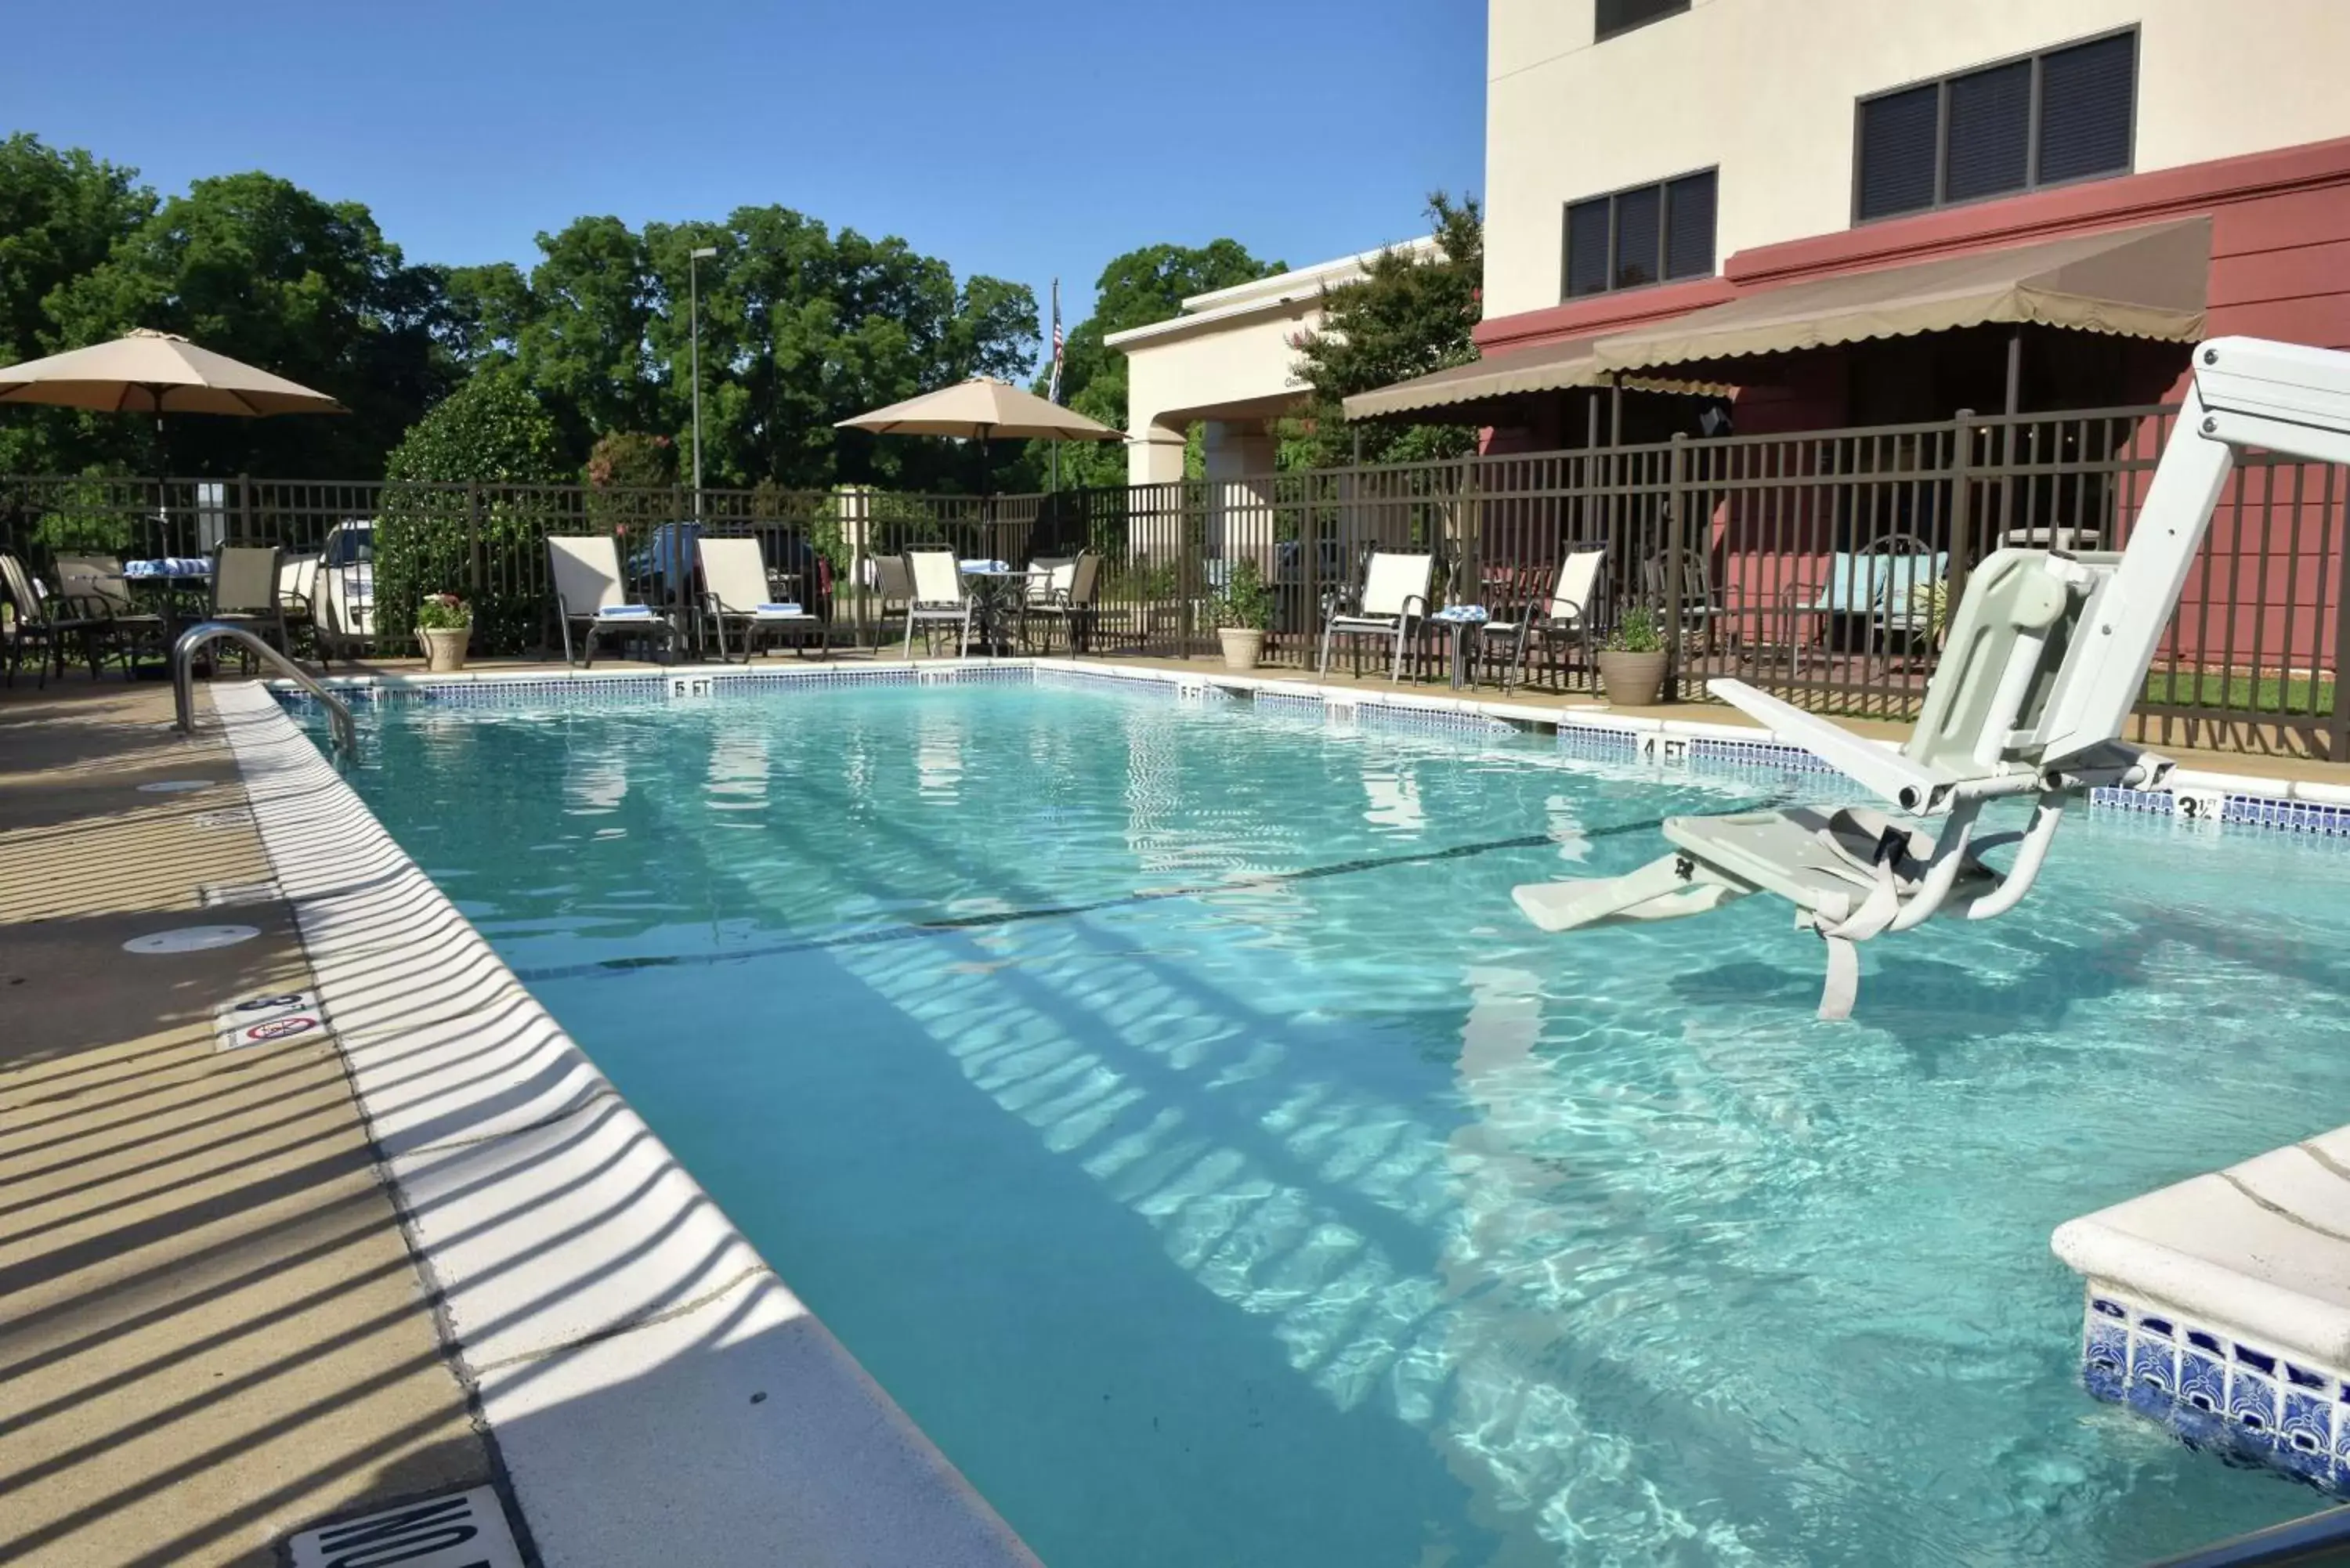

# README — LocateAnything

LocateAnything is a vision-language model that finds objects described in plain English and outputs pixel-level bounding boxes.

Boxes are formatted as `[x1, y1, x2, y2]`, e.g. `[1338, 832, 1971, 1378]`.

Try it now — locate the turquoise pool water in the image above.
[336, 682, 2350, 1566]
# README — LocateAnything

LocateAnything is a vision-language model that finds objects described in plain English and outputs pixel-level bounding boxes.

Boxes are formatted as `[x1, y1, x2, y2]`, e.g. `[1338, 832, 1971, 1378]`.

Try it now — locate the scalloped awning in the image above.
[1591, 216, 2211, 378]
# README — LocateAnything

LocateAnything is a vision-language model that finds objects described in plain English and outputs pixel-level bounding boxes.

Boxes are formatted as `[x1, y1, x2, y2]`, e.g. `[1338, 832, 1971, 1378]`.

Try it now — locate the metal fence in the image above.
[3, 399, 2345, 756]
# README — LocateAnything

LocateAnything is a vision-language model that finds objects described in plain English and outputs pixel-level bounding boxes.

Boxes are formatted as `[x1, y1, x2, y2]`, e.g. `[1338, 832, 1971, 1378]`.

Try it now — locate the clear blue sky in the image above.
[5, 0, 1486, 342]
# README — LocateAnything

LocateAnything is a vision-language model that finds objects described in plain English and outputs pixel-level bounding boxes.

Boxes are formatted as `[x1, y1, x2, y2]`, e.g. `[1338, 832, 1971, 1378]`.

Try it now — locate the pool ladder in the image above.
[172, 622, 356, 756]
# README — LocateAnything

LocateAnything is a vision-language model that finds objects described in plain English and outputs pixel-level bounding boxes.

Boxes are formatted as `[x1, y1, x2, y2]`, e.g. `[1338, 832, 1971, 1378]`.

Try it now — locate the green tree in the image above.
[374, 370, 569, 651]
[0, 134, 156, 472]
[1029, 240, 1282, 490]
[42, 171, 463, 477]
[1290, 193, 1483, 468]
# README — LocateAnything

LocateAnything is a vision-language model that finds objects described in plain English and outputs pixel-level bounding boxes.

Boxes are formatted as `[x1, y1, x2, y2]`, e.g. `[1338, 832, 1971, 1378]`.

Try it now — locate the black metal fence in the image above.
[4, 399, 2345, 756]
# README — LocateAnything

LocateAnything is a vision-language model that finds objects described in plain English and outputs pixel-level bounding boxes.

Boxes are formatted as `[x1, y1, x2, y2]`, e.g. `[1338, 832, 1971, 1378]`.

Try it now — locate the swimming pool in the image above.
[331, 677, 2350, 1566]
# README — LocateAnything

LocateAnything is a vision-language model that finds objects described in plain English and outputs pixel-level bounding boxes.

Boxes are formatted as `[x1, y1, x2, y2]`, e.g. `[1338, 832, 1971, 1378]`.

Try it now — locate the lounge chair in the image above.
[548, 534, 676, 667]
[698, 536, 823, 662]
[1484, 544, 1606, 692]
[1318, 549, 1434, 682]
[902, 548, 973, 658]
[1021, 552, 1101, 654]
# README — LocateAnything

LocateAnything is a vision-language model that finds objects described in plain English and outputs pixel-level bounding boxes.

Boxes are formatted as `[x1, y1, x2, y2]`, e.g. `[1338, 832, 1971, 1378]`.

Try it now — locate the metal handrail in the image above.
[172, 621, 356, 755]
[2146, 1505, 2350, 1567]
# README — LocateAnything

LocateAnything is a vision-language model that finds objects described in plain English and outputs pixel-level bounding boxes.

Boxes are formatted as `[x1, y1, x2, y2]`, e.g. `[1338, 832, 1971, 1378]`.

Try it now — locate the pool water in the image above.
[338, 682, 2350, 1566]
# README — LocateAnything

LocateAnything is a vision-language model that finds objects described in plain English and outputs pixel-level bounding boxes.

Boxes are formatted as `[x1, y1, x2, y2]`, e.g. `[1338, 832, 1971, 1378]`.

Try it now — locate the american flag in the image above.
[1047, 277, 1064, 405]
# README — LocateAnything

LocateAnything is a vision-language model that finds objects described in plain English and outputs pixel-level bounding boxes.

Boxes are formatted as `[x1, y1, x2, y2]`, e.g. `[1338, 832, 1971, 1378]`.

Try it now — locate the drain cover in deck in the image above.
[286, 1485, 523, 1568]
[138, 779, 215, 793]
[122, 925, 259, 954]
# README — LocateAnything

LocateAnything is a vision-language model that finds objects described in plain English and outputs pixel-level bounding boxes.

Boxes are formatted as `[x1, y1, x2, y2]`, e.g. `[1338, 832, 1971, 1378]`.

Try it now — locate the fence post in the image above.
[1665, 432, 1688, 698]
[236, 475, 252, 549]
[1947, 412, 1975, 618]
[465, 483, 484, 606]
[2329, 463, 2350, 761]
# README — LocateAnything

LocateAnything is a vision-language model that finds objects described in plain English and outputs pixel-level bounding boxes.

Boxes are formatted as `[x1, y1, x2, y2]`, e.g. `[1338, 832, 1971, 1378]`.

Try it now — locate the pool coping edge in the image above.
[208, 679, 1043, 1568]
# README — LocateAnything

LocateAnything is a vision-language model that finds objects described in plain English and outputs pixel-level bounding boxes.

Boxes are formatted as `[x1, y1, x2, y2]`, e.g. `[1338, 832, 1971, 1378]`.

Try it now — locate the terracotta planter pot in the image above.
[418, 626, 471, 674]
[1596, 649, 1668, 707]
[1217, 627, 1266, 672]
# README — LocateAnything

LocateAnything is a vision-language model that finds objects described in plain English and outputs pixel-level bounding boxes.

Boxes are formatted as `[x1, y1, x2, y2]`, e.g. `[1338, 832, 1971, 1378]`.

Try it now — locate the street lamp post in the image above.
[689, 245, 718, 515]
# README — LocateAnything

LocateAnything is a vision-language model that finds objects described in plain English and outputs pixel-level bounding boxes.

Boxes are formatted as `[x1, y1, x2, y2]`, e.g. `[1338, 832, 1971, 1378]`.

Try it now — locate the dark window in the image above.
[1854, 28, 2135, 222]
[1663, 171, 1716, 280]
[1595, 0, 1687, 42]
[2038, 33, 2135, 183]
[1613, 185, 1661, 289]
[1564, 197, 1612, 298]
[1944, 60, 2031, 202]
[1560, 170, 1717, 301]
[1857, 86, 1940, 222]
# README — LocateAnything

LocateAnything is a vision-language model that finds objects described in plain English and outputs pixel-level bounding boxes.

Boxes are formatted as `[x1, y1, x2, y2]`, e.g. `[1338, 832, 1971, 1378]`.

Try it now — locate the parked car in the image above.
[280, 520, 374, 662]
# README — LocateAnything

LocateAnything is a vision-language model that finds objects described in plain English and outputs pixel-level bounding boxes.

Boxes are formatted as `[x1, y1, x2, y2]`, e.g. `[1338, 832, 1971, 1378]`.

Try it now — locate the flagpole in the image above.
[1048, 277, 1063, 498]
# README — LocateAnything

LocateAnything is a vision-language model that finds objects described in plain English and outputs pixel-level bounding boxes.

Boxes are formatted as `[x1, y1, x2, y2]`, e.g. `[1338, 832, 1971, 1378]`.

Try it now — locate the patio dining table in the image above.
[959, 561, 1040, 656]
[124, 557, 213, 646]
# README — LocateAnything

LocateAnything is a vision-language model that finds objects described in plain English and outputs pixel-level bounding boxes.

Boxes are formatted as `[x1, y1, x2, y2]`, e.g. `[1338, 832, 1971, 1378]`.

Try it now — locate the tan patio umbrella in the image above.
[0, 328, 349, 416]
[837, 375, 1122, 490]
[0, 328, 348, 558]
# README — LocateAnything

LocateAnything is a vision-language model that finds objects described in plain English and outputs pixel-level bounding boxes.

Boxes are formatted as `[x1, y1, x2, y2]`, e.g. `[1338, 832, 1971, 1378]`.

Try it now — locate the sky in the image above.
[4, 0, 1487, 342]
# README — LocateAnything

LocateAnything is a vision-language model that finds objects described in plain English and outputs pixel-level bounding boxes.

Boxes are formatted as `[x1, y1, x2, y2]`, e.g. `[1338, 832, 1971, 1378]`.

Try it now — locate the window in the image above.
[1562, 170, 1717, 300]
[1855, 29, 2136, 222]
[1596, 0, 1687, 42]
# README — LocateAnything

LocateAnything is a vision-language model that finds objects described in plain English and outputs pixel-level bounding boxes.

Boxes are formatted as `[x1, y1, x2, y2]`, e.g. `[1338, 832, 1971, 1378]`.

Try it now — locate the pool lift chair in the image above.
[1513, 337, 2350, 1019]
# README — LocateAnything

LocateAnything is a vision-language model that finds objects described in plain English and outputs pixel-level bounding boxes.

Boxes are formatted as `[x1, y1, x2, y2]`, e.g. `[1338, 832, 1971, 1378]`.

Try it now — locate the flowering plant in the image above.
[414, 592, 472, 630]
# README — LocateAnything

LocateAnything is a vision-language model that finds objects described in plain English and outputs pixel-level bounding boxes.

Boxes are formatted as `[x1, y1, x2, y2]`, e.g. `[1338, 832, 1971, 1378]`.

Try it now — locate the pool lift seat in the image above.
[1514, 336, 2350, 1019]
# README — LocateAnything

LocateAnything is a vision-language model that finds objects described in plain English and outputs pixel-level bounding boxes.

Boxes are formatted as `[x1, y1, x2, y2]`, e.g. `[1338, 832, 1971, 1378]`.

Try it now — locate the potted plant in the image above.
[1596, 606, 1668, 706]
[414, 592, 472, 674]
[1213, 558, 1275, 672]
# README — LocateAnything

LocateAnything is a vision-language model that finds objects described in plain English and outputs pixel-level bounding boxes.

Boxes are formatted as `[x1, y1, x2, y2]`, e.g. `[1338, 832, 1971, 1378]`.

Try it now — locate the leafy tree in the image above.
[1290, 193, 1483, 468]
[41, 171, 464, 477]
[584, 429, 677, 490]
[1029, 240, 1282, 490]
[0, 134, 155, 472]
[374, 369, 569, 651]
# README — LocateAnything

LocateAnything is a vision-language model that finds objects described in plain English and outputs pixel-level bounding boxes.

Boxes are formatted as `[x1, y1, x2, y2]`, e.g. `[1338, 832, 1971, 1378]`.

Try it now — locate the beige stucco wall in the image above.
[1111, 240, 1440, 485]
[1485, 0, 2350, 320]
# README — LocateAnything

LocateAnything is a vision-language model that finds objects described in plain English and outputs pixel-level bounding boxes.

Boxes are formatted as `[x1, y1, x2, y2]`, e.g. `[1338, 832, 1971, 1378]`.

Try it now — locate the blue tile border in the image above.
[1354, 700, 1516, 737]
[2081, 1292, 2350, 1495]
[1249, 691, 1327, 721]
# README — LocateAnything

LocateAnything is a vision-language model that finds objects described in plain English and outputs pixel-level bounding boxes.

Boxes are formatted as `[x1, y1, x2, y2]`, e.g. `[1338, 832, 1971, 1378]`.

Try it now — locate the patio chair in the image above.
[1642, 544, 1728, 656]
[0, 553, 108, 686]
[549, 534, 677, 668]
[1021, 552, 1101, 654]
[699, 536, 823, 663]
[1318, 549, 1434, 682]
[53, 553, 164, 670]
[277, 550, 320, 657]
[1484, 545, 1607, 692]
[207, 545, 290, 668]
[868, 552, 916, 649]
[902, 548, 973, 659]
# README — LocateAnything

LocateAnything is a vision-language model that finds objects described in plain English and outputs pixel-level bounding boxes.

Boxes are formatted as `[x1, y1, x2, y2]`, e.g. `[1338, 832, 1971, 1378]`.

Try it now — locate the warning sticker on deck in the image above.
[286, 1484, 524, 1568]
[212, 988, 332, 1052]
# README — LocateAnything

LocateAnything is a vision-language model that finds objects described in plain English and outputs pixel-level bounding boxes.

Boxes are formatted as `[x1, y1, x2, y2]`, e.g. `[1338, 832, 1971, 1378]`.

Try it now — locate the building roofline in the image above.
[1106, 235, 1443, 352]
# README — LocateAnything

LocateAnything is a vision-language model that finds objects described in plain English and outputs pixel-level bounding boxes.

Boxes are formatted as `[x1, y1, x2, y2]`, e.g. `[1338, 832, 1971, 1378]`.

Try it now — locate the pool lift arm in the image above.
[1513, 337, 2350, 1018]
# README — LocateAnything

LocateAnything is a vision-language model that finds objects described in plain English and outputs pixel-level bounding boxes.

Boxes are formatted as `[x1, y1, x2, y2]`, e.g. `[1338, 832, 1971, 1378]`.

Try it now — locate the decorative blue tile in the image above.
[2131, 1327, 2177, 1396]
[1250, 692, 1327, 720]
[2229, 1361, 2281, 1436]
[2283, 1389, 2334, 1469]
[1556, 723, 1640, 758]
[1356, 701, 1515, 737]
[2178, 1349, 2228, 1416]
[2084, 1318, 2130, 1400]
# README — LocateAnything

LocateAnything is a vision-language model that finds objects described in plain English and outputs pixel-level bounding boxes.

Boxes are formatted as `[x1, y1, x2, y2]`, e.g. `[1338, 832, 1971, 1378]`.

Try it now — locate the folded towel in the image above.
[125, 557, 212, 579]
[960, 558, 1009, 574]
[754, 603, 807, 616]
[1433, 604, 1490, 623]
[595, 605, 658, 620]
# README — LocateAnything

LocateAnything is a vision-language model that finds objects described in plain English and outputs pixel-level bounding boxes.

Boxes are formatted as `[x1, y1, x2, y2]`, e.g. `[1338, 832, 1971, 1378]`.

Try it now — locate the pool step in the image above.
[2055, 1137, 2350, 1493]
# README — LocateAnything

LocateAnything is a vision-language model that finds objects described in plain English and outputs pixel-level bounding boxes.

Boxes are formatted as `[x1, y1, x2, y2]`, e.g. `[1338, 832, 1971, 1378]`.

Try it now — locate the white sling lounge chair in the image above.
[698, 537, 822, 662]
[1320, 549, 1434, 682]
[1513, 337, 2350, 1020]
[902, 548, 973, 658]
[1485, 544, 1606, 692]
[549, 535, 675, 667]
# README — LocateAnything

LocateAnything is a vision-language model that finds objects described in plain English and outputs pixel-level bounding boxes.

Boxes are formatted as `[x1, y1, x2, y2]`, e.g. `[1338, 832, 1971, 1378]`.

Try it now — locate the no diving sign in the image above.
[212, 988, 333, 1053]
[287, 1484, 524, 1568]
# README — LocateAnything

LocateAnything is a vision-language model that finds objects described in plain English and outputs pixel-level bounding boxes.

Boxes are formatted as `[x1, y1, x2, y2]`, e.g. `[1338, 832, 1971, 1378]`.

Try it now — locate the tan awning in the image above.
[1592, 217, 2211, 376]
[1342, 338, 1723, 421]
